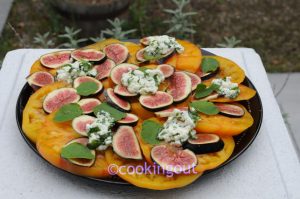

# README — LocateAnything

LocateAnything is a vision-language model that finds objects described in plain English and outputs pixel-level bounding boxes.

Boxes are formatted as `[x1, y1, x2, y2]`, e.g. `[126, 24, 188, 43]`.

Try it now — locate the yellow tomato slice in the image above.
[36, 112, 110, 178]
[105, 149, 202, 190]
[210, 85, 256, 102]
[30, 59, 57, 75]
[202, 55, 245, 84]
[131, 101, 155, 120]
[22, 81, 68, 143]
[134, 118, 158, 164]
[195, 104, 254, 136]
[165, 40, 202, 73]
[122, 41, 143, 65]
[135, 118, 236, 175]
[194, 136, 235, 173]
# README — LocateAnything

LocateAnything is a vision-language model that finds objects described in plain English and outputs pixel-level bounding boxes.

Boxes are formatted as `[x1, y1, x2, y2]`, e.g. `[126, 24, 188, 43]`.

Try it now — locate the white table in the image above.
[0, 49, 299, 199]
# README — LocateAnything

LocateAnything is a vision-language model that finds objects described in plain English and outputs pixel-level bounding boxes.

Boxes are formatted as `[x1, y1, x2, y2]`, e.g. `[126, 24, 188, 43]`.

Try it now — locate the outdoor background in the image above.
[0, 0, 299, 72]
[0, 0, 299, 155]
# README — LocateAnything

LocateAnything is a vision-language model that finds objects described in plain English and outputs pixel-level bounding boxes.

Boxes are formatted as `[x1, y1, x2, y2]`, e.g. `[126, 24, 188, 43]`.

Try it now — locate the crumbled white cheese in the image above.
[56, 61, 96, 83]
[144, 35, 184, 58]
[157, 109, 197, 146]
[121, 68, 165, 95]
[86, 111, 115, 151]
[212, 77, 240, 99]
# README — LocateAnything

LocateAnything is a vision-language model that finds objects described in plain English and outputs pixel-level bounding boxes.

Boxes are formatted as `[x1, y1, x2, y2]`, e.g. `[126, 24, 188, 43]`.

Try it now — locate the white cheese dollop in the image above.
[157, 109, 197, 146]
[86, 111, 115, 151]
[212, 77, 240, 99]
[121, 68, 165, 95]
[144, 35, 184, 57]
[56, 61, 97, 83]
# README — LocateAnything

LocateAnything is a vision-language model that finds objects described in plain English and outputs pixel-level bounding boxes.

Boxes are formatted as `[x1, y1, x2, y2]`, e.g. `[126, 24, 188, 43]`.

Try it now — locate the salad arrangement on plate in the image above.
[22, 35, 256, 190]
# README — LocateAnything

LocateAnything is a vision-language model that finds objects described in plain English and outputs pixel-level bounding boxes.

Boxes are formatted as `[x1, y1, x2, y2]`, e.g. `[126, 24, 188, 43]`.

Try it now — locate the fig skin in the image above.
[151, 145, 198, 173]
[104, 88, 131, 112]
[103, 43, 129, 65]
[26, 71, 54, 90]
[40, 50, 72, 69]
[167, 72, 192, 103]
[112, 126, 142, 160]
[71, 49, 105, 62]
[215, 103, 245, 118]
[139, 91, 173, 112]
[184, 134, 225, 155]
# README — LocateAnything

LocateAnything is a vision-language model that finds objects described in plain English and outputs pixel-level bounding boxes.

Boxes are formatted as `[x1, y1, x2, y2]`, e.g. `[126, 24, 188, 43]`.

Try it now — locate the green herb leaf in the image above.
[141, 120, 162, 145]
[201, 57, 219, 73]
[195, 83, 219, 99]
[93, 102, 126, 121]
[144, 51, 164, 61]
[76, 81, 99, 96]
[190, 101, 219, 115]
[61, 142, 95, 160]
[54, 103, 83, 122]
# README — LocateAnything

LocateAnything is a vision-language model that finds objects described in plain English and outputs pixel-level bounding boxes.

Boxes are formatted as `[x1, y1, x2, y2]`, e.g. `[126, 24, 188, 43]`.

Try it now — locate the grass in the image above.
[0, 0, 299, 72]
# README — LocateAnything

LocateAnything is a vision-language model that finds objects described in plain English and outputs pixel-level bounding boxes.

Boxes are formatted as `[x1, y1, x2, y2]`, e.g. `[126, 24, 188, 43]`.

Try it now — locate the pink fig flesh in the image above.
[151, 145, 197, 173]
[94, 59, 116, 80]
[43, 88, 80, 113]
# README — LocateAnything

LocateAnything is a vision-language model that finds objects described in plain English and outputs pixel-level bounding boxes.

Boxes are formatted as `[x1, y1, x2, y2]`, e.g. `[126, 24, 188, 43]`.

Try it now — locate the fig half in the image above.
[72, 115, 96, 136]
[94, 59, 116, 80]
[157, 64, 175, 78]
[136, 48, 147, 62]
[113, 84, 138, 97]
[197, 67, 220, 80]
[215, 103, 245, 118]
[71, 49, 105, 62]
[112, 126, 142, 160]
[105, 88, 131, 112]
[185, 71, 201, 91]
[77, 98, 101, 114]
[40, 50, 72, 69]
[43, 88, 80, 113]
[155, 107, 188, 118]
[109, 63, 138, 84]
[139, 91, 173, 111]
[184, 134, 224, 154]
[117, 113, 139, 126]
[167, 72, 192, 103]
[151, 145, 197, 173]
[26, 71, 54, 90]
[103, 43, 129, 64]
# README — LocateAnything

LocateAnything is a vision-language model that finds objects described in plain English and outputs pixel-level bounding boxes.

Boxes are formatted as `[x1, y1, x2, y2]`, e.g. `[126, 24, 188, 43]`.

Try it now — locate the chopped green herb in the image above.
[141, 120, 162, 145]
[195, 83, 219, 99]
[190, 101, 219, 115]
[76, 81, 98, 96]
[93, 102, 126, 121]
[201, 57, 219, 73]
[54, 103, 83, 122]
[61, 142, 95, 160]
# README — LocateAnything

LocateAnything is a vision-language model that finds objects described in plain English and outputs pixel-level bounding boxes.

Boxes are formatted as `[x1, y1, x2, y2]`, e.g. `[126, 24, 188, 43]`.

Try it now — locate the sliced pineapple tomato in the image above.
[105, 149, 202, 190]
[134, 118, 235, 174]
[22, 81, 69, 143]
[194, 136, 235, 173]
[201, 55, 246, 84]
[195, 104, 254, 136]
[165, 40, 202, 73]
[36, 112, 110, 178]
[210, 85, 256, 102]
